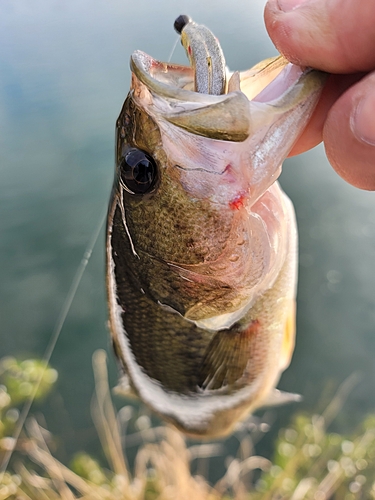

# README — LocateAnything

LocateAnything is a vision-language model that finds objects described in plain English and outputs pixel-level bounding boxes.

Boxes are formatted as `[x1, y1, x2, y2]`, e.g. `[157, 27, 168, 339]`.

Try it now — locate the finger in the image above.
[288, 73, 364, 156]
[323, 71, 375, 190]
[264, 0, 375, 73]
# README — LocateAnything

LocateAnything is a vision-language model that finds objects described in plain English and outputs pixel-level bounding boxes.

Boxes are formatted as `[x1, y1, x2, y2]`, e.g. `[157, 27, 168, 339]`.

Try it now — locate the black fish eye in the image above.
[119, 148, 157, 195]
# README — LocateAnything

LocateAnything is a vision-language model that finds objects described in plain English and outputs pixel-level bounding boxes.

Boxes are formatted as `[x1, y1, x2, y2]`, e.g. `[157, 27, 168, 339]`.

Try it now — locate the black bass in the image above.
[106, 16, 326, 438]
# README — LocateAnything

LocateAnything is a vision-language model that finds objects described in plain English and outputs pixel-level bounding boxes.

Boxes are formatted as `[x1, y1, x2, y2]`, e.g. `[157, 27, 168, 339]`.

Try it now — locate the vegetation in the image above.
[1, 351, 375, 499]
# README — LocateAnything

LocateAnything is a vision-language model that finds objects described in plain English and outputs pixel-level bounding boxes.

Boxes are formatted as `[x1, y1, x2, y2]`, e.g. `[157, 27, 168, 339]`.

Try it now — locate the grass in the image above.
[1, 351, 375, 499]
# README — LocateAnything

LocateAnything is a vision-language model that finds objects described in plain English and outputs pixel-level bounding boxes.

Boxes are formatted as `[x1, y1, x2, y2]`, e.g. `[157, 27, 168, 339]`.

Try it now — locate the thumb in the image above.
[264, 0, 375, 73]
[323, 71, 375, 190]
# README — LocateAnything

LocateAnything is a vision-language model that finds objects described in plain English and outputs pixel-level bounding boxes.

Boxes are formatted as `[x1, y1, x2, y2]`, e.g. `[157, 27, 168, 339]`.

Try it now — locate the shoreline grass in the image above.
[1, 351, 375, 499]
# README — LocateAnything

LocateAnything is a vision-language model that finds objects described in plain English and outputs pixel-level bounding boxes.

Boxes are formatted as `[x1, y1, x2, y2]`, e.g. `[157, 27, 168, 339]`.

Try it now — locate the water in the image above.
[1, 0, 375, 467]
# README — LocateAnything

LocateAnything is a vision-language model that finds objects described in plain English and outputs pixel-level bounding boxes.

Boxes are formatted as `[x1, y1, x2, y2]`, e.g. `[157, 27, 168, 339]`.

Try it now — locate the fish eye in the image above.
[119, 148, 157, 195]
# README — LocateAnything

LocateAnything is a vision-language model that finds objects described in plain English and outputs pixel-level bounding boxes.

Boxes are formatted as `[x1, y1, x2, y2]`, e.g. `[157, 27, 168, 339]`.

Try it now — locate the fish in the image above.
[106, 16, 326, 438]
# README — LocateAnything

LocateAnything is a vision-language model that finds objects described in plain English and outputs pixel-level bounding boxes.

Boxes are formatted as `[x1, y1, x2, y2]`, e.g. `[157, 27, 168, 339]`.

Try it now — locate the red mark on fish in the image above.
[229, 193, 246, 210]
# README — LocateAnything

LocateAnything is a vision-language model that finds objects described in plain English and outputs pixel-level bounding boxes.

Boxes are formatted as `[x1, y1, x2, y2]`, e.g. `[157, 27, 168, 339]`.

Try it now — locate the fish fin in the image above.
[279, 299, 296, 371]
[111, 336, 138, 398]
[199, 319, 261, 391]
[113, 373, 138, 399]
[261, 388, 302, 408]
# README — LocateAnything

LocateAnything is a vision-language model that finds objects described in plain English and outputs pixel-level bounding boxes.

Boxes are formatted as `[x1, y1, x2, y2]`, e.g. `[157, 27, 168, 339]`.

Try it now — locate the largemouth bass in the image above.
[106, 16, 326, 438]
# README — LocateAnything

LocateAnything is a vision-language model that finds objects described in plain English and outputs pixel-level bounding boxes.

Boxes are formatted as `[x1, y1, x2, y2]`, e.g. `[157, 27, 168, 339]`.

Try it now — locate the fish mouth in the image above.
[130, 50, 327, 143]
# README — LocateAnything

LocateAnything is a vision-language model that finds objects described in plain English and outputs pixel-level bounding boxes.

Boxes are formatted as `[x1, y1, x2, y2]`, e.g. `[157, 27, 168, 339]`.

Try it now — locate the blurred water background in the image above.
[1, 0, 375, 477]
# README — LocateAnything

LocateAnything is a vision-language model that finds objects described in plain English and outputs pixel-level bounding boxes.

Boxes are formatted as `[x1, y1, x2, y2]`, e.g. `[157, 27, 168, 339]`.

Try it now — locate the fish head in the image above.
[112, 51, 326, 327]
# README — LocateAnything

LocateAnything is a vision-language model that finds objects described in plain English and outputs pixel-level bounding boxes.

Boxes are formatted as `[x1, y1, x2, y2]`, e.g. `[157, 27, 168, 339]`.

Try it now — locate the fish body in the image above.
[106, 21, 326, 438]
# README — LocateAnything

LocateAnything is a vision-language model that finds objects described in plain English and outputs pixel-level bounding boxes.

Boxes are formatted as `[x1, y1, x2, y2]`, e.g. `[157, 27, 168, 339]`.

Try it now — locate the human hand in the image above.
[264, 0, 375, 189]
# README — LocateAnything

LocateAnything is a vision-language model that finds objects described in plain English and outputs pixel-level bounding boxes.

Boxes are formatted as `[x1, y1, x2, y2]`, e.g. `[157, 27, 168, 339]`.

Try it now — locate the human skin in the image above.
[264, 0, 375, 190]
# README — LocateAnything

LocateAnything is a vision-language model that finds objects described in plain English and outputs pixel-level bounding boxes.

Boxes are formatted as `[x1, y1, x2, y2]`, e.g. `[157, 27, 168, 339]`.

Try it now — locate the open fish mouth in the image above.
[130, 49, 326, 142]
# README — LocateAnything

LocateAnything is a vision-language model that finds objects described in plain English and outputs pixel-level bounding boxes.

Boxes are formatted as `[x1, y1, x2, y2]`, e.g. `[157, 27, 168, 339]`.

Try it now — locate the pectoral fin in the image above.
[199, 318, 264, 391]
[113, 373, 138, 399]
[262, 388, 302, 407]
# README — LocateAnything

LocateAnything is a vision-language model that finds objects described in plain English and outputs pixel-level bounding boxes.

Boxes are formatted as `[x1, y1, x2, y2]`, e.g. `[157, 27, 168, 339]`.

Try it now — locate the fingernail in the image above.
[277, 0, 309, 12]
[352, 92, 375, 147]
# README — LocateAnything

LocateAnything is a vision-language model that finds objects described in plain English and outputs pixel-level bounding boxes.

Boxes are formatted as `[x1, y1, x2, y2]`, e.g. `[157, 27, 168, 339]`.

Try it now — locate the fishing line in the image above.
[0, 209, 107, 479]
[167, 36, 179, 63]
[1, 33, 180, 478]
